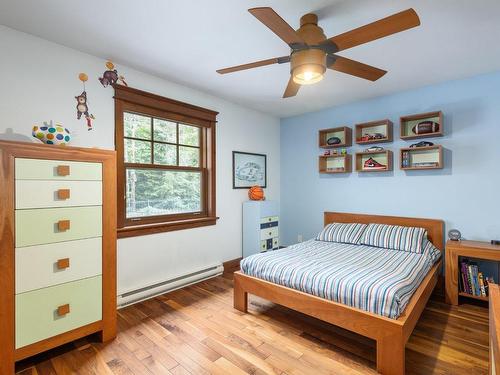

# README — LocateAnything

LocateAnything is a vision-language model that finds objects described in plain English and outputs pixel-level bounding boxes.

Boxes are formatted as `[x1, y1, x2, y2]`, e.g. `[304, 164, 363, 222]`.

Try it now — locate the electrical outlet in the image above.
[297, 234, 303, 243]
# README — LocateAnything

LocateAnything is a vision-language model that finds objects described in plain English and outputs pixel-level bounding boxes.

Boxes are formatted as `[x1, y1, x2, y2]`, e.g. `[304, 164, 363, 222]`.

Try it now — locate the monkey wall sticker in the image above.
[76, 73, 95, 130]
[99, 61, 127, 88]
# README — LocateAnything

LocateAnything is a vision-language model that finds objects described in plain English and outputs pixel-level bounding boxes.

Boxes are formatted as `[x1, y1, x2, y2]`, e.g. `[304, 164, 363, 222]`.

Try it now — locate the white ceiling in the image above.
[1, 0, 500, 117]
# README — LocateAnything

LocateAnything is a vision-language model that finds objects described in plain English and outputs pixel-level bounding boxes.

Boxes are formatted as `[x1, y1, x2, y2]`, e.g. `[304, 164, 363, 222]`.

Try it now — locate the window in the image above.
[114, 85, 217, 237]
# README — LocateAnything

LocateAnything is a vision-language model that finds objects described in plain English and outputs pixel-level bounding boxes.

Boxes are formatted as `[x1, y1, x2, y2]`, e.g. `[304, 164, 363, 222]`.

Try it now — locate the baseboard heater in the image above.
[117, 263, 224, 308]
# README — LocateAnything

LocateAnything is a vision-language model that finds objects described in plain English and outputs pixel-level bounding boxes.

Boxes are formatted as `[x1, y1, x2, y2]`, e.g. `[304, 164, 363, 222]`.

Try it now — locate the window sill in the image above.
[117, 216, 219, 238]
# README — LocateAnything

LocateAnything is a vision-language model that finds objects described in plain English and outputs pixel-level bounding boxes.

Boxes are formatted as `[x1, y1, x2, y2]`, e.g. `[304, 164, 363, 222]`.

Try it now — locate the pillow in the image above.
[361, 223, 428, 253]
[316, 223, 367, 244]
[422, 239, 442, 264]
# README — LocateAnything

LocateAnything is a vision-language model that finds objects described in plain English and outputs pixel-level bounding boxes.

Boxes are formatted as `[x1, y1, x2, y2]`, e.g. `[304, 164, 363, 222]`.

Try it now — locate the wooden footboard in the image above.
[234, 261, 440, 375]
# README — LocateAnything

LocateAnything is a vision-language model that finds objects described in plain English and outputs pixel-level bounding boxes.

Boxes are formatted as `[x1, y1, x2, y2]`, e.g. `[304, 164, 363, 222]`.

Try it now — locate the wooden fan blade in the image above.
[249, 7, 306, 47]
[328, 55, 387, 81]
[217, 56, 289, 74]
[329, 8, 420, 51]
[283, 76, 300, 98]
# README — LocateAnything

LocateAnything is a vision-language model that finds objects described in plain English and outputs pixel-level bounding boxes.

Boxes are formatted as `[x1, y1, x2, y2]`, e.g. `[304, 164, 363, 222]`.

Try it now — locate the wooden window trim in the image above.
[114, 85, 218, 238]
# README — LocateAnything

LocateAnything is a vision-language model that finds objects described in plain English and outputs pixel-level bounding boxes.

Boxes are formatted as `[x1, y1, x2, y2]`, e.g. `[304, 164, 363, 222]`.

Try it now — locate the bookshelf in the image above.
[400, 145, 443, 170]
[355, 150, 393, 172]
[445, 240, 500, 305]
[400, 111, 443, 140]
[319, 154, 352, 174]
[355, 119, 393, 144]
[318, 127, 352, 148]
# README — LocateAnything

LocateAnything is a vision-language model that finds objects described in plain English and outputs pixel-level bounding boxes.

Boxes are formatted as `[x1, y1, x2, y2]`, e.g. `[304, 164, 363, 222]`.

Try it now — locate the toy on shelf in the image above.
[76, 73, 95, 131]
[99, 61, 127, 87]
[32, 121, 71, 146]
[248, 186, 265, 201]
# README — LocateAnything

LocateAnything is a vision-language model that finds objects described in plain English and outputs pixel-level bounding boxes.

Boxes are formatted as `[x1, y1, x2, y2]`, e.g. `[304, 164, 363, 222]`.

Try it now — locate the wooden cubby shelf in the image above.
[400, 111, 443, 140]
[355, 150, 393, 172]
[319, 154, 352, 174]
[400, 145, 443, 170]
[319, 127, 352, 148]
[355, 119, 393, 144]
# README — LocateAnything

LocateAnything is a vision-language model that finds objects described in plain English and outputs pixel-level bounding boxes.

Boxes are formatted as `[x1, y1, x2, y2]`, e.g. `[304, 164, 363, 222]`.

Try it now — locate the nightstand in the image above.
[445, 240, 500, 305]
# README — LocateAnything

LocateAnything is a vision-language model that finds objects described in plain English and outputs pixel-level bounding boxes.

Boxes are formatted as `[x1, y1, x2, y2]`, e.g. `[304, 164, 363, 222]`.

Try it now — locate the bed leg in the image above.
[377, 332, 405, 375]
[233, 275, 248, 312]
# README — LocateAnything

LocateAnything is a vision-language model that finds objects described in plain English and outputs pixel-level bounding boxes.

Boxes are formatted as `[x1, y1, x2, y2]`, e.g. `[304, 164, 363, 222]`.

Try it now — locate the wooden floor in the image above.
[17, 273, 489, 375]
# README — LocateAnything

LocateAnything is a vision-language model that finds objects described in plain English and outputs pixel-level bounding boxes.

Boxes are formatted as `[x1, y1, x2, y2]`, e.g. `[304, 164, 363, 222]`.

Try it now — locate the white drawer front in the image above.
[16, 158, 102, 181]
[16, 237, 102, 294]
[261, 227, 279, 240]
[16, 180, 102, 209]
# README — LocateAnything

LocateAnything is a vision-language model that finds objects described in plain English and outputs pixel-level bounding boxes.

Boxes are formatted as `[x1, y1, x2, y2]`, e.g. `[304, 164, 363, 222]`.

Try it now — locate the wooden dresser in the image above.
[0, 141, 117, 375]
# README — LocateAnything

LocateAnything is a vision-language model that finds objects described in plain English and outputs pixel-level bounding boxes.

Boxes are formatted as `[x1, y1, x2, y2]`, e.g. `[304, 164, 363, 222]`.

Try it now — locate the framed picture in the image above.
[232, 151, 267, 189]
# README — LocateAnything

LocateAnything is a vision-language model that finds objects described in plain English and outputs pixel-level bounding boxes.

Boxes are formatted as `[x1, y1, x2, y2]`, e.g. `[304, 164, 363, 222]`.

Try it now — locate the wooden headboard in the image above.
[324, 212, 444, 251]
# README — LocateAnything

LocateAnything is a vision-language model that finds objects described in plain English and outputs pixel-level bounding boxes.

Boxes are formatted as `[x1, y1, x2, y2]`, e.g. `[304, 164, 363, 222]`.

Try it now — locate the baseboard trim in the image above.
[223, 258, 242, 273]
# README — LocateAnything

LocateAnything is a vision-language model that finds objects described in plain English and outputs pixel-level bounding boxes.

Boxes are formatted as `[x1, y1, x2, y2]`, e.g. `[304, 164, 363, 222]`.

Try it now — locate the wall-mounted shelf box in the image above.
[355, 119, 393, 144]
[355, 150, 393, 172]
[400, 111, 443, 140]
[319, 127, 352, 148]
[400, 145, 443, 170]
[319, 154, 352, 174]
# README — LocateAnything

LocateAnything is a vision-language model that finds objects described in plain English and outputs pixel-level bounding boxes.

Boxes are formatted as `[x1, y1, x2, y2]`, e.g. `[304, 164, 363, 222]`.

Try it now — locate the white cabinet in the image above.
[243, 201, 279, 258]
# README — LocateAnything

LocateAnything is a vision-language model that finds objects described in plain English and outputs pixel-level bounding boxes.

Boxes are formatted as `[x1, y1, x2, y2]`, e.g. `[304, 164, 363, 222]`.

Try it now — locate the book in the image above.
[478, 272, 486, 297]
[471, 263, 480, 296]
[460, 260, 471, 294]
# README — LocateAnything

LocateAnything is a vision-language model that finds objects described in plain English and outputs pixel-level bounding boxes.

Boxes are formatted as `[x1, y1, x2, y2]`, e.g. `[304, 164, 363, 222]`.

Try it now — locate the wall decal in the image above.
[76, 73, 95, 131]
[99, 61, 127, 87]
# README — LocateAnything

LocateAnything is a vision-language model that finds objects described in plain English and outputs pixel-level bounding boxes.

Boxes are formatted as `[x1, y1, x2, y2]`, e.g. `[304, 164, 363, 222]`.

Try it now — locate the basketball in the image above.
[248, 186, 265, 201]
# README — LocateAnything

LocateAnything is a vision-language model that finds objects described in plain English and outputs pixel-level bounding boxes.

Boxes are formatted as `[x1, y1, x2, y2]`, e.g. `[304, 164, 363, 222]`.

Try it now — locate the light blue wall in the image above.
[280, 71, 500, 247]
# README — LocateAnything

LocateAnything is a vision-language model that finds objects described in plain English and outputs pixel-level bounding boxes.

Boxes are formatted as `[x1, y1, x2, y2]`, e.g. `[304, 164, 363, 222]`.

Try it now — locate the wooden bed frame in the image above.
[233, 212, 443, 375]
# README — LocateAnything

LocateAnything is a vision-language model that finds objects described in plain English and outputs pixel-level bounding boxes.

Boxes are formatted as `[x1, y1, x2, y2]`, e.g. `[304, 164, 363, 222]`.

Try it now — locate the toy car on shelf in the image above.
[364, 146, 385, 152]
[410, 141, 434, 148]
[359, 133, 385, 142]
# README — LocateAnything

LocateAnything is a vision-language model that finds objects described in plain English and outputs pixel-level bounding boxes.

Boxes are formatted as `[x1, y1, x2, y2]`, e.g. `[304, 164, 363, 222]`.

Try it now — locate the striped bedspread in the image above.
[240, 239, 441, 319]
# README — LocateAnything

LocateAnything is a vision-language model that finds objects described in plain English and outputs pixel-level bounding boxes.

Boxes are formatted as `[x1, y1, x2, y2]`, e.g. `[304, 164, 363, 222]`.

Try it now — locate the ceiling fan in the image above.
[216, 7, 420, 98]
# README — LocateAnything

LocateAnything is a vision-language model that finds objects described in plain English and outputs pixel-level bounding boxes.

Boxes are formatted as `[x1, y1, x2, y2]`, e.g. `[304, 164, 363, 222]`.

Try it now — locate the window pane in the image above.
[154, 143, 177, 165]
[179, 146, 199, 167]
[124, 113, 151, 139]
[125, 139, 151, 163]
[179, 124, 200, 146]
[126, 169, 201, 218]
[154, 119, 177, 143]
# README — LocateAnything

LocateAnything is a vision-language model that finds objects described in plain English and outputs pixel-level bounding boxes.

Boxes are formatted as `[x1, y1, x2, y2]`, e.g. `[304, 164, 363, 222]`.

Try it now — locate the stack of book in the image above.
[460, 258, 494, 297]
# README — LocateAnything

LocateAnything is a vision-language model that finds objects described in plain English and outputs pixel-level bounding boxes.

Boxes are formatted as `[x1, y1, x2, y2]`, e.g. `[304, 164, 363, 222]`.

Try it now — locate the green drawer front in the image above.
[16, 206, 102, 247]
[16, 276, 102, 349]
[16, 158, 102, 181]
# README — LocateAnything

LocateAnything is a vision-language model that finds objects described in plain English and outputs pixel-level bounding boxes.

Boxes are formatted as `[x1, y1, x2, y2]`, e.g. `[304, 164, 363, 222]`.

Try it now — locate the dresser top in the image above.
[0, 140, 115, 156]
[446, 239, 500, 251]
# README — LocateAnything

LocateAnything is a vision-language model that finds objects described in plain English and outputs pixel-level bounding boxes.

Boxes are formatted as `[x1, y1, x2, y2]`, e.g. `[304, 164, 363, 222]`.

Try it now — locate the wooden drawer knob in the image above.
[56, 165, 70, 176]
[57, 258, 70, 270]
[57, 304, 70, 316]
[57, 189, 71, 200]
[57, 220, 71, 232]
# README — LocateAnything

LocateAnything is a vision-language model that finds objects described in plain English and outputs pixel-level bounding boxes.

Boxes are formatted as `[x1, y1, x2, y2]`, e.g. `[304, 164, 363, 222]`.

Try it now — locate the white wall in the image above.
[0, 25, 280, 294]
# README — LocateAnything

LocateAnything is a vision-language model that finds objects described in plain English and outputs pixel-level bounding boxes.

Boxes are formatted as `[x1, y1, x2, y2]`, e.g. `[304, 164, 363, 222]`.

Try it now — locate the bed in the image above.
[233, 212, 443, 375]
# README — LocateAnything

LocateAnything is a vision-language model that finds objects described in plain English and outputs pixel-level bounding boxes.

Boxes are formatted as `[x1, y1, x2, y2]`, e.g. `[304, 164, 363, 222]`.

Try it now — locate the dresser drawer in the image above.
[16, 276, 102, 349]
[16, 158, 102, 181]
[261, 226, 279, 240]
[16, 206, 102, 247]
[16, 238, 102, 294]
[16, 180, 102, 209]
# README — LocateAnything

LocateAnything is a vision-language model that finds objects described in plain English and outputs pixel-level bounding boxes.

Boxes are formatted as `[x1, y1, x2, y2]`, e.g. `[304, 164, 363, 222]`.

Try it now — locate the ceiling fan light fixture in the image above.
[293, 64, 325, 85]
[290, 49, 326, 86]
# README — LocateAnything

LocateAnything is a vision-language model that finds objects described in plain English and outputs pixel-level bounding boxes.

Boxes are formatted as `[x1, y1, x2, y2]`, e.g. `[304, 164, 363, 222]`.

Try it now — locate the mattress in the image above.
[240, 239, 441, 319]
